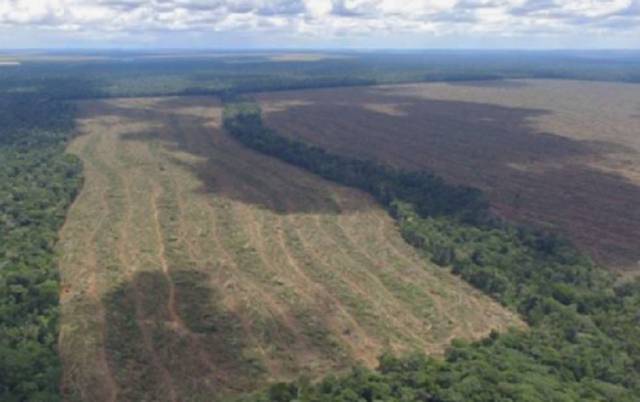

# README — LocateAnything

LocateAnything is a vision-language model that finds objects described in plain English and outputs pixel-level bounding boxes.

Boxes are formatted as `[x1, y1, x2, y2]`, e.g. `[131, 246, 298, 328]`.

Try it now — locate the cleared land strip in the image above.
[57, 96, 523, 401]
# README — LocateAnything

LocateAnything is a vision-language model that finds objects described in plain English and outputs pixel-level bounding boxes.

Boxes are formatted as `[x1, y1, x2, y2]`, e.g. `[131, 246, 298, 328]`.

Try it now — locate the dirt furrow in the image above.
[158, 151, 233, 385]
[198, 197, 301, 384]
[111, 134, 178, 402]
[242, 204, 378, 370]
[280, 213, 381, 365]
[150, 186, 185, 332]
[282, 212, 388, 358]
[306, 213, 430, 349]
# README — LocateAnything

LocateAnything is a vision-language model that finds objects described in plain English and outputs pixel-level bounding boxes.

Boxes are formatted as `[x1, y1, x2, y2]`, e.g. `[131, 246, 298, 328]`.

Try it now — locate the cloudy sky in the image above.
[1, 0, 639, 49]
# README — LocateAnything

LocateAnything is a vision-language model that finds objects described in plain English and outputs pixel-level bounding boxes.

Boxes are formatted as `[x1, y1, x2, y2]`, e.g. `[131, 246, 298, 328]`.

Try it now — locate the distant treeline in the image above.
[2, 51, 640, 100]
[224, 104, 640, 402]
[0, 93, 82, 401]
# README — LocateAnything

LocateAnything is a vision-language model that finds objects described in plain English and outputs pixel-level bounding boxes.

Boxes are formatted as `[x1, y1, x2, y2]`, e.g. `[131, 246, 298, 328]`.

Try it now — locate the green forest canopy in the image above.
[0, 93, 82, 401]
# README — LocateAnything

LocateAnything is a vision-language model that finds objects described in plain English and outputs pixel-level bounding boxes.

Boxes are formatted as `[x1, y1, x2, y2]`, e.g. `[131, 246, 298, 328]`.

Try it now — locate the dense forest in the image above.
[224, 104, 640, 402]
[0, 93, 82, 401]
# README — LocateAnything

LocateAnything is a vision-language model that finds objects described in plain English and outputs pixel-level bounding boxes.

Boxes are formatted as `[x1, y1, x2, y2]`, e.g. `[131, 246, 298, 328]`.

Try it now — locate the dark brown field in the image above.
[257, 80, 640, 273]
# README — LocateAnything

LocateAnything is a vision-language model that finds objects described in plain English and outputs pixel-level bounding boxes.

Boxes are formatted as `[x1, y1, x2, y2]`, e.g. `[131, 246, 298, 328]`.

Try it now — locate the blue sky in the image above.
[1, 0, 639, 49]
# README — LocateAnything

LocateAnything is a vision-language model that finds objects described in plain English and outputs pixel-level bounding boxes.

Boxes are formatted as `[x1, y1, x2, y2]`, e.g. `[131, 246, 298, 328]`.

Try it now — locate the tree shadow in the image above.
[259, 90, 640, 270]
[101, 268, 266, 401]
[100, 261, 370, 399]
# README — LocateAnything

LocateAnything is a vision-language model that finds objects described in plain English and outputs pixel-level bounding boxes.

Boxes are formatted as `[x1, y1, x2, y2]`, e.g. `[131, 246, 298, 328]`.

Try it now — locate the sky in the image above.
[0, 0, 639, 49]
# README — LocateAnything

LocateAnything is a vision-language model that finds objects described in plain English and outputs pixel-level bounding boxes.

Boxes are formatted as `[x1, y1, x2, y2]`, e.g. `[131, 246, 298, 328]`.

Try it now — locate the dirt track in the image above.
[56, 97, 522, 401]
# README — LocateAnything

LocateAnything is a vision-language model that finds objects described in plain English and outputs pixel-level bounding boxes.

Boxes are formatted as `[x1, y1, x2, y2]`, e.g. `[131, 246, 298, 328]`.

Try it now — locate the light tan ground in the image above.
[57, 96, 523, 401]
[257, 80, 640, 272]
[380, 80, 640, 169]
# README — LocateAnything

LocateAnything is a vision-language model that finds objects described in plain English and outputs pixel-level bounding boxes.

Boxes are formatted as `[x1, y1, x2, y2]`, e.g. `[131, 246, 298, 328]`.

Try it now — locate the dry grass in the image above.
[257, 80, 640, 273]
[57, 96, 523, 401]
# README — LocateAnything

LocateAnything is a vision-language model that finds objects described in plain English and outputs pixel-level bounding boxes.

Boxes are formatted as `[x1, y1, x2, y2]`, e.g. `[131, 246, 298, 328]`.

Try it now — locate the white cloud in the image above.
[0, 0, 638, 47]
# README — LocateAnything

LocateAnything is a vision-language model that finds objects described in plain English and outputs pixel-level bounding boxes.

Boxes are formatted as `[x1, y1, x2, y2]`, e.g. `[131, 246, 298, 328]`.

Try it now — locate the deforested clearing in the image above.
[257, 80, 640, 273]
[56, 97, 522, 401]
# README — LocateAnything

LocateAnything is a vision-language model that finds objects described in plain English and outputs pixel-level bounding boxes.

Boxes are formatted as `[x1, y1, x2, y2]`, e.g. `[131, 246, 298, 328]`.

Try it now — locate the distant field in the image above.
[268, 53, 351, 62]
[257, 80, 640, 273]
[57, 97, 521, 401]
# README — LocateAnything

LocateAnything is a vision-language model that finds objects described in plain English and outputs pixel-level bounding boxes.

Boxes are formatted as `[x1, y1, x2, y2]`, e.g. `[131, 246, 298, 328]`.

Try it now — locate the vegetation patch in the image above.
[0, 94, 82, 401]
